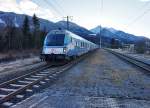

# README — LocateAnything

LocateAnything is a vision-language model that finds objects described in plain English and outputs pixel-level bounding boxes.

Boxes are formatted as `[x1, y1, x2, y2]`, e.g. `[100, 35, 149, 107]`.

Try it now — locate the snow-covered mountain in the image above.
[0, 11, 149, 44]
[0, 11, 92, 36]
[56, 21, 92, 37]
[91, 26, 149, 43]
[0, 11, 58, 31]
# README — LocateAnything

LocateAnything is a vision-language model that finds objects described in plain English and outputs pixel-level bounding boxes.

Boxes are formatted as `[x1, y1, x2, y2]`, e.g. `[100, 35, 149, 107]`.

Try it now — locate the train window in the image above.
[70, 37, 72, 42]
[64, 35, 71, 45]
[76, 41, 78, 46]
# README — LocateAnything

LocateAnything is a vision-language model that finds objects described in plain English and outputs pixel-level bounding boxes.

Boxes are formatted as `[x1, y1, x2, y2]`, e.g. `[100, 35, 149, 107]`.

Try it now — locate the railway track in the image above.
[106, 49, 150, 72]
[0, 52, 88, 107]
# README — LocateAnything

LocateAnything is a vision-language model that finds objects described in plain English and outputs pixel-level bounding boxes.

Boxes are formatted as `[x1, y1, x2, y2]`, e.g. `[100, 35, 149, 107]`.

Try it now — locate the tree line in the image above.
[0, 14, 47, 52]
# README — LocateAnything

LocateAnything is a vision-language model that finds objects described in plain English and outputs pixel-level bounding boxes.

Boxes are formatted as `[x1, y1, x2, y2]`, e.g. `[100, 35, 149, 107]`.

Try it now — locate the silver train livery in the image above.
[41, 30, 98, 61]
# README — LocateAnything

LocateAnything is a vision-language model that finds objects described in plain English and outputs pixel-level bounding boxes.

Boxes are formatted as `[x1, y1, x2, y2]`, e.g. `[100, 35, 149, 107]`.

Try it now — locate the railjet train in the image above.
[41, 29, 98, 61]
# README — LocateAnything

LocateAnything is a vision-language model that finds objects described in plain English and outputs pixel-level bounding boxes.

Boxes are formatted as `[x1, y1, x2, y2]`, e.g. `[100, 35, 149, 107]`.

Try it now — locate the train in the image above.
[41, 29, 98, 61]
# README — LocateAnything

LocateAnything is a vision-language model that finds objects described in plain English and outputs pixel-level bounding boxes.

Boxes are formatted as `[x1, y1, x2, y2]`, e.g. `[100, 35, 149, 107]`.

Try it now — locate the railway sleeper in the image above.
[45, 78, 50, 81]
[18, 81, 32, 84]
[33, 85, 40, 88]
[40, 71, 50, 74]
[0, 94, 7, 98]
[16, 95, 24, 99]
[0, 88, 17, 92]
[2, 102, 13, 107]
[25, 78, 38, 81]
[26, 89, 33, 92]
[31, 75, 42, 78]
[36, 73, 47, 76]
[10, 84, 26, 87]
[40, 81, 46, 85]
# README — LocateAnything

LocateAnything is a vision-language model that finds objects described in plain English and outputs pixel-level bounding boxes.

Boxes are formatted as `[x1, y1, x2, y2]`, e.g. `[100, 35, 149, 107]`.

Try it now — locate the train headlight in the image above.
[63, 48, 67, 53]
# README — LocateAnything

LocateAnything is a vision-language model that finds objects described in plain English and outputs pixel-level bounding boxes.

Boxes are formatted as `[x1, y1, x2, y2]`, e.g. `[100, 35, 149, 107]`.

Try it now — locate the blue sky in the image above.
[0, 0, 150, 38]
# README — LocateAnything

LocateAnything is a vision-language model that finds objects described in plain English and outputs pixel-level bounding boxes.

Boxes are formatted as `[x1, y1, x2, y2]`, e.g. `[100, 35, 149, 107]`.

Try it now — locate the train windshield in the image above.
[45, 34, 65, 46]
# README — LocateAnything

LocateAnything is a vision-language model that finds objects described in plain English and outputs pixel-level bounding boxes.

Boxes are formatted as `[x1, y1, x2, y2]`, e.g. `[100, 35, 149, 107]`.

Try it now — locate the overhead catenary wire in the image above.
[42, 0, 72, 30]
[52, 0, 68, 16]
[127, 1, 150, 20]
[126, 1, 150, 28]
[127, 8, 150, 27]
[43, 0, 64, 17]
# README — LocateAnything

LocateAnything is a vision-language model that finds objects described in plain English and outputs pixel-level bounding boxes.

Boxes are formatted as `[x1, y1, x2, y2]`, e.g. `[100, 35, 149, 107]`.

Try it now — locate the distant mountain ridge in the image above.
[0, 11, 92, 36]
[0, 11, 149, 45]
[91, 26, 149, 43]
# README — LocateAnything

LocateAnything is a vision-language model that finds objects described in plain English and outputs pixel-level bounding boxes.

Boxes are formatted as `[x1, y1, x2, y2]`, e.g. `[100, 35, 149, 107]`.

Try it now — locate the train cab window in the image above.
[45, 33, 65, 46]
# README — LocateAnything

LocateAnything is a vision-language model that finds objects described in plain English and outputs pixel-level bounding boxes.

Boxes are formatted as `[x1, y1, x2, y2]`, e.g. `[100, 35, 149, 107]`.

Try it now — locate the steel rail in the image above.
[0, 51, 90, 107]
[106, 49, 150, 72]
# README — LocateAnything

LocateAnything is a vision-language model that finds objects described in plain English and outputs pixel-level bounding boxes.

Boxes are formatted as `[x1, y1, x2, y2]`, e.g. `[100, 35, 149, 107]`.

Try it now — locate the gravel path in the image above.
[0, 57, 40, 72]
[13, 49, 150, 108]
[0, 57, 46, 84]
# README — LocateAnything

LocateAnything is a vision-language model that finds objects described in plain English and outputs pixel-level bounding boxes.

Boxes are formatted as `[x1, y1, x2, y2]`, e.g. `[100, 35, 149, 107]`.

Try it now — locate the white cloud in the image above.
[0, 0, 55, 20]
[18, 0, 55, 19]
[0, 0, 22, 13]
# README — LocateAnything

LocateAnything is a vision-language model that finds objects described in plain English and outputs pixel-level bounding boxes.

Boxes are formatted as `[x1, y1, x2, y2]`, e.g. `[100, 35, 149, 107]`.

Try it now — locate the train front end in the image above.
[41, 30, 67, 61]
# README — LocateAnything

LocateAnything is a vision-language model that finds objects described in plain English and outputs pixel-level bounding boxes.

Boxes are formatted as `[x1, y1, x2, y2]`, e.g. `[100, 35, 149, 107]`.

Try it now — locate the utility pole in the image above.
[99, 0, 103, 49]
[67, 16, 69, 30]
[99, 25, 101, 48]
[64, 16, 73, 30]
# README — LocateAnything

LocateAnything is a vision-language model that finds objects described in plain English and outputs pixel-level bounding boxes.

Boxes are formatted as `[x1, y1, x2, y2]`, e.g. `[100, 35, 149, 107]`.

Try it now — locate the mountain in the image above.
[0, 11, 58, 31]
[0, 11, 92, 35]
[90, 26, 149, 43]
[56, 21, 93, 37]
[0, 11, 149, 45]
[0, 11, 95, 43]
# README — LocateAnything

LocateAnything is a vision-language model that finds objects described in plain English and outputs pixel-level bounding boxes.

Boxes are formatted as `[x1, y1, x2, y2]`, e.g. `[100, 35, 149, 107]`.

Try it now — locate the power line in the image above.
[42, 0, 73, 31]
[127, 8, 150, 27]
[126, 2, 150, 28]
[128, 1, 150, 19]
[44, 0, 64, 17]
[52, 0, 68, 16]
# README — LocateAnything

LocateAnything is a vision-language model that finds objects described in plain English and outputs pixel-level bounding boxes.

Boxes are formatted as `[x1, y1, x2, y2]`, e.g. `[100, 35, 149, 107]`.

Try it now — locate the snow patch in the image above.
[107, 27, 117, 33]
[14, 17, 19, 27]
[0, 18, 6, 25]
